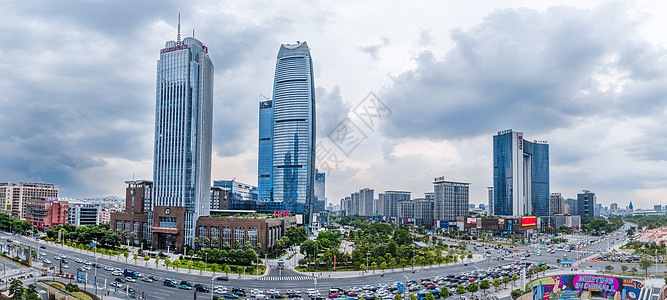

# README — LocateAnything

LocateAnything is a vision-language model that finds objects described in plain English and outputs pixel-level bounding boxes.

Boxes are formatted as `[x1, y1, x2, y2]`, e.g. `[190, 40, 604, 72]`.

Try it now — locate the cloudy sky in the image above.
[2, 0, 667, 209]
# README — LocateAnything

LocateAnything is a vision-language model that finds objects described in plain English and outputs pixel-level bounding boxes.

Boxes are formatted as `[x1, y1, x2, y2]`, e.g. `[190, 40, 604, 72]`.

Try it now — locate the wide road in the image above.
[0, 229, 629, 300]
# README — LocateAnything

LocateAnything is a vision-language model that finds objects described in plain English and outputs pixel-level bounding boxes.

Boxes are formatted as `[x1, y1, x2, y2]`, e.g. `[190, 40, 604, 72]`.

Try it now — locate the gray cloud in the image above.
[359, 37, 390, 61]
[380, 3, 667, 141]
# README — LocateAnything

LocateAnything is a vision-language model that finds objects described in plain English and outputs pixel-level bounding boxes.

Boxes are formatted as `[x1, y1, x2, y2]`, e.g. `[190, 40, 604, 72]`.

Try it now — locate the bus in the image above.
[278, 259, 284, 269]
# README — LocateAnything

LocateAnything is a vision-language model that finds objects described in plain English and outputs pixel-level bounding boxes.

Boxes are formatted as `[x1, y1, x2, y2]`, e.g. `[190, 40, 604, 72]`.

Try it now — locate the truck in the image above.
[123, 269, 138, 279]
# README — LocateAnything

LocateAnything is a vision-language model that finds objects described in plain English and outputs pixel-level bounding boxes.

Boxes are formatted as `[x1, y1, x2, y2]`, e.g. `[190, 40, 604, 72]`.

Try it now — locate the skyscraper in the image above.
[258, 100, 274, 201]
[270, 41, 316, 227]
[314, 170, 326, 212]
[549, 192, 564, 215]
[433, 177, 470, 222]
[382, 191, 411, 220]
[577, 190, 596, 218]
[358, 188, 374, 217]
[493, 129, 549, 217]
[487, 186, 494, 216]
[152, 22, 213, 248]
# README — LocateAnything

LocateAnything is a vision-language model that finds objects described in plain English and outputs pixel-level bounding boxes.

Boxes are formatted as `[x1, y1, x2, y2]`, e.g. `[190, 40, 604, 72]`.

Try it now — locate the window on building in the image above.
[210, 227, 219, 247]
[234, 227, 244, 249]
[159, 217, 177, 229]
[222, 227, 232, 249]
[247, 227, 258, 250]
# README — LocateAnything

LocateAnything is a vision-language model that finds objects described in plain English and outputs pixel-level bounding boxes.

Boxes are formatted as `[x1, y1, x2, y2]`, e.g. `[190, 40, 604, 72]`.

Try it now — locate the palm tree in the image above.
[194, 237, 200, 252]
[204, 237, 210, 249]
[212, 237, 219, 248]
[130, 232, 136, 245]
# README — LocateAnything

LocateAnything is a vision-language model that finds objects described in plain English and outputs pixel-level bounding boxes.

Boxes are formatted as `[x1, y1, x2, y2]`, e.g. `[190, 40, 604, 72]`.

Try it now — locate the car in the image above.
[179, 284, 193, 290]
[112, 271, 123, 276]
[125, 277, 136, 283]
[83, 260, 92, 265]
[215, 287, 229, 294]
[222, 293, 239, 299]
[115, 277, 126, 283]
[215, 276, 229, 281]
[232, 288, 246, 296]
[328, 293, 340, 298]
[40, 245, 46, 249]
[43, 259, 52, 264]
[77, 267, 86, 271]
[141, 277, 154, 283]
[164, 279, 177, 287]
[111, 282, 123, 288]
[74, 258, 83, 263]
[105, 266, 114, 271]
[6, 239, 10, 242]
[195, 284, 210, 293]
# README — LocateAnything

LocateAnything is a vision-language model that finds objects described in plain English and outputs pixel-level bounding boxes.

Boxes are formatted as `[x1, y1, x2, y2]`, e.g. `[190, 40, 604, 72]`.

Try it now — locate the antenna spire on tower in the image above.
[177, 13, 182, 43]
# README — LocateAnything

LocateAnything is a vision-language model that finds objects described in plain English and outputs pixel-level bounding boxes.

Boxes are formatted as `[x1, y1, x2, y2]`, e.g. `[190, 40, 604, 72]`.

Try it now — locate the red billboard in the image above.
[521, 216, 537, 227]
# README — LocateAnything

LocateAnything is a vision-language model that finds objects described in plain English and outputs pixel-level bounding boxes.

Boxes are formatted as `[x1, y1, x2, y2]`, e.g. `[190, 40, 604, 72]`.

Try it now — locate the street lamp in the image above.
[205, 252, 208, 274]
[94, 256, 99, 298]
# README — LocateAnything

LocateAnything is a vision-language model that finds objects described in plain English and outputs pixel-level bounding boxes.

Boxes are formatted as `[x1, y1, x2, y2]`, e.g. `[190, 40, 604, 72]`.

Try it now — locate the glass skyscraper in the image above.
[493, 129, 549, 216]
[270, 41, 316, 226]
[153, 29, 213, 247]
[258, 100, 273, 201]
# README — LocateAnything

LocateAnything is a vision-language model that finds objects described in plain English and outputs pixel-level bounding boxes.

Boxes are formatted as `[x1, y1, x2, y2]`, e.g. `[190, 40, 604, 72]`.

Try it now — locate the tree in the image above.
[605, 265, 614, 272]
[395, 294, 403, 300]
[426, 292, 434, 300]
[380, 261, 387, 270]
[467, 253, 473, 260]
[631, 267, 638, 275]
[194, 237, 200, 251]
[224, 264, 231, 275]
[300, 240, 320, 258]
[511, 274, 518, 287]
[155, 257, 161, 267]
[9, 279, 24, 300]
[439, 287, 450, 299]
[133, 254, 138, 264]
[123, 251, 129, 262]
[164, 258, 171, 268]
[143, 255, 150, 266]
[502, 276, 509, 288]
[467, 282, 478, 296]
[130, 231, 136, 245]
[456, 285, 466, 298]
[621, 265, 629, 273]
[212, 236, 220, 248]
[493, 278, 501, 291]
[639, 257, 654, 275]
[409, 294, 417, 300]
[480, 279, 490, 295]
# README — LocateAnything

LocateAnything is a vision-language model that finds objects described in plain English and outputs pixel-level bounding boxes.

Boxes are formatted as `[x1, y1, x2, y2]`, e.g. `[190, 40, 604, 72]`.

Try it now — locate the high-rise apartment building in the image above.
[270, 41, 316, 228]
[152, 24, 213, 248]
[0, 182, 59, 219]
[258, 100, 274, 201]
[397, 199, 414, 223]
[350, 192, 360, 216]
[433, 177, 470, 222]
[493, 129, 549, 216]
[577, 190, 596, 218]
[358, 188, 374, 217]
[414, 198, 434, 227]
[487, 187, 494, 216]
[564, 198, 577, 215]
[382, 191, 411, 220]
[67, 201, 100, 227]
[549, 193, 564, 215]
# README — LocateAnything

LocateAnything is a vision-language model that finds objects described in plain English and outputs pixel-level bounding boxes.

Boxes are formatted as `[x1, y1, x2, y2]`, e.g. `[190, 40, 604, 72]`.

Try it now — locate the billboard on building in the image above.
[522, 216, 537, 227]
[467, 217, 477, 224]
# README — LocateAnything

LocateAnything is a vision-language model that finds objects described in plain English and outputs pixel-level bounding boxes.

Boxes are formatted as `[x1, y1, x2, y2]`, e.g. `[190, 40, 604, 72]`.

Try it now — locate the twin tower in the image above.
[153, 27, 315, 247]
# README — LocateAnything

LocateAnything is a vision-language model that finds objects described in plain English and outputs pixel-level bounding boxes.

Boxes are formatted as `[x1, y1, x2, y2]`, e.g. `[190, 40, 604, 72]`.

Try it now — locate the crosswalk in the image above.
[257, 276, 316, 281]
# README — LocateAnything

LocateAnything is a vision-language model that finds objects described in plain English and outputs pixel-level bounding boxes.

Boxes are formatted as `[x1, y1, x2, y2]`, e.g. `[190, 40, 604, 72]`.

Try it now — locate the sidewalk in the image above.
[292, 254, 486, 278]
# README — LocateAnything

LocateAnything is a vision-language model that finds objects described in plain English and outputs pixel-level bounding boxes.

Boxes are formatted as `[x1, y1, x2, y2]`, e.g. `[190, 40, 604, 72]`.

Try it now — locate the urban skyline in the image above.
[2, 1, 667, 210]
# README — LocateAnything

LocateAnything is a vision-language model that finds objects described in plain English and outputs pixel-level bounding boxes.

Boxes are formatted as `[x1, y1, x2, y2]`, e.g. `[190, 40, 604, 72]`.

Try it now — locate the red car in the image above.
[346, 292, 358, 297]
[426, 284, 437, 289]
[329, 294, 340, 298]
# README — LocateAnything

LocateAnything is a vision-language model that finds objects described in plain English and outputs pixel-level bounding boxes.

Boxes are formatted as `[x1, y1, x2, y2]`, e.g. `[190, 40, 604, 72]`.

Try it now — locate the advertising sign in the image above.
[522, 216, 537, 227]
[467, 217, 477, 224]
[530, 275, 643, 300]
[507, 219, 513, 231]
[45, 197, 59, 202]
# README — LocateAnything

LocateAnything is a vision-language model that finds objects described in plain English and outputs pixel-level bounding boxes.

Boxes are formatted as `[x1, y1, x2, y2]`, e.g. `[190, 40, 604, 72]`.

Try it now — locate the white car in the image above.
[214, 287, 229, 294]
[105, 266, 114, 271]
[125, 277, 136, 283]
[112, 271, 123, 276]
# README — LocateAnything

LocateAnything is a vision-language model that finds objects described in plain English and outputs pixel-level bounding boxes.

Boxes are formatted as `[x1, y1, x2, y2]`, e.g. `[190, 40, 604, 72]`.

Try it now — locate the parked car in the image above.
[215, 276, 229, 281]
[115, 277, 126, 283]
[195, 284, 210, 293]
[179, 284, 192, 290]
[164, 279, 177, 287]
[141, 277, 154, 283]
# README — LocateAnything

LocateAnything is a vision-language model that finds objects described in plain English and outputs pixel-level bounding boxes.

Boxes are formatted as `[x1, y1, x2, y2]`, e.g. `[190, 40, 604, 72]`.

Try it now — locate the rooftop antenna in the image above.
[177, 13, 182, 43]
[192, 29, 195, 38]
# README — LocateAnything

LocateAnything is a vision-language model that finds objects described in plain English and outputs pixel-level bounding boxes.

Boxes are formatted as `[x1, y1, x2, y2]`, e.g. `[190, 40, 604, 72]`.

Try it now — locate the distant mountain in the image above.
[83, 196, 124, 202]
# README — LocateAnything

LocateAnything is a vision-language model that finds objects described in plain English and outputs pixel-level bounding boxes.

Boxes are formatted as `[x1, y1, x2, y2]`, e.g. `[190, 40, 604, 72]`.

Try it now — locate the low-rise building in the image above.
[25, 198, 68, 228]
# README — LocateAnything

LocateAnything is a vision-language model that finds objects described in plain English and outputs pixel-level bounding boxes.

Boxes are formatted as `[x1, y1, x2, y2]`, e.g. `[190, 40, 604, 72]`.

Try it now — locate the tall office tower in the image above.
[350, 192, 360, 216]
[358, 188, 374, 216]
[564, 198, 577, 215]
[314, 170, 326, 212]
[433, 177, 470, 222]
[487, 187, 494, 216]
[383, 191, 411, 220]
[342, 196, 351, 216]
[153, 23, 213, 248]
[271, 41, 316, 228]
[258, 99, 274, 201]
[493, 129, 549, 217]
[397, 199, 414, 223]
[549, 193, 564, 215]
[414, 198, 434, 227]
[577, 190, 596, 218]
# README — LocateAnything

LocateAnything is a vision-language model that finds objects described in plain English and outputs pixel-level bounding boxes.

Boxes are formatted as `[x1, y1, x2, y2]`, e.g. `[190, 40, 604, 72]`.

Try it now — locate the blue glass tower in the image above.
[271, 41, 316, 227]
[258, 100, 273, 201]
[493, 130, 549, 216]
[153, 25, 213, 247]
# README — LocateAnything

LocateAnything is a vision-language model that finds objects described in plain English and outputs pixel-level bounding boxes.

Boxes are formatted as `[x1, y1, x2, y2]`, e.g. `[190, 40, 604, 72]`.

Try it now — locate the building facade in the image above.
[549, 193, 564, 215]
[152, 29, 213, 248]
[210, 187, 230, 210]
[270, 41, 316, 228]
[67, 201, 100, 227]
[0, 182, 59, 219]
[397, 199, 414, 224]
[433, 177, 470, 222]
[195, 216, 296, 252]
[577, 190, 596, 218]
[487, 187, 494, 216]
[414, 198, 434, 227]
[314, 170, 326, 213]
[258, 99, 274, 201]
[358, 188, 374, 217]
[25, 198, 68, 228]
[493, 129, 550, 217]
[382, 191, 411, 220]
